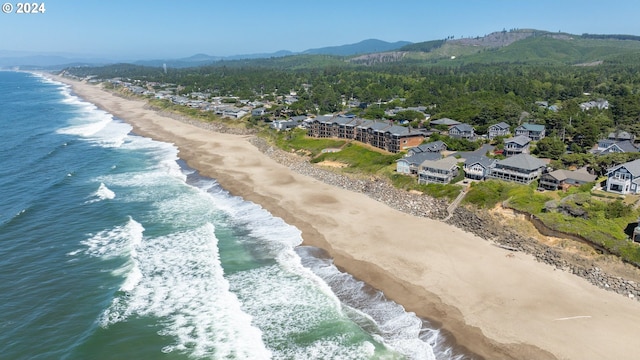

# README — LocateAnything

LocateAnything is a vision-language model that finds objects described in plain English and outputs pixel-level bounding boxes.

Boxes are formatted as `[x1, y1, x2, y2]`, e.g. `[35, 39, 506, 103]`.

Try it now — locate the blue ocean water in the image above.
[0, 71, 470, 360]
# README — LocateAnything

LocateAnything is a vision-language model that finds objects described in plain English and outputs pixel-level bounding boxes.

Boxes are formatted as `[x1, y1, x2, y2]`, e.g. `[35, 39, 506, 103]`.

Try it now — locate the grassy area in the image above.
[465, 179, 640, 265]
[312, 142, 402, 174]
[262, 128, 346, 157]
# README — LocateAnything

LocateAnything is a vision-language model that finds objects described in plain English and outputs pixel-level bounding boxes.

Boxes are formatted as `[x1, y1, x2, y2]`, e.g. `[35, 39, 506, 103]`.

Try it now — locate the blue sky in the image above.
[2, 0, 639, 60]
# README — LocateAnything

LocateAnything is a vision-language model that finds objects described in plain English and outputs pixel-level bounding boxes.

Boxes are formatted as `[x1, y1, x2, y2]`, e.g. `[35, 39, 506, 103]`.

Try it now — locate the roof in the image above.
[430, 118, 461, 126]
[608, 158, 640, 178]
[397, 152, 442, 165]
[386, 125, 422, 137]
[420, 156, 460, 171]
[545, 169, 596, 183]
[464, 155, 496, 168]
[615, 141, 638, 152]
[496, 153, 546, 171]
[608, 131, 633, 140]
[450, 144, 495, 159]
[504, 135, 531, 146]
[369, 121, 392, 131]
[489, 122, 510, 130]
[517, 123, 545, 132]
[412, 140, 446, 153]
[450, 123, 474, 132]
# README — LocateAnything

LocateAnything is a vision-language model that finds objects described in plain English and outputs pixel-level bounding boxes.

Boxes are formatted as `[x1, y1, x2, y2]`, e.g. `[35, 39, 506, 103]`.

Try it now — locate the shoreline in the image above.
[48, 74, 640, 360]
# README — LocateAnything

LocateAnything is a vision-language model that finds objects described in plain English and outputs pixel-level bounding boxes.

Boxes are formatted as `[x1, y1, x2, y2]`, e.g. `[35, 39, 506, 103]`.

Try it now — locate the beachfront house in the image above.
[605, 159, 640, 194]
[487, 153, 547, 184]
[396, 152, 442, 175]
[515, 123, 546, 141]
[418, 157, 460, 184]
[503, 135, 531, 157]
[538, 168, 596, 191]
[487, 122, 511, 139]
[463, 155, 496, 180]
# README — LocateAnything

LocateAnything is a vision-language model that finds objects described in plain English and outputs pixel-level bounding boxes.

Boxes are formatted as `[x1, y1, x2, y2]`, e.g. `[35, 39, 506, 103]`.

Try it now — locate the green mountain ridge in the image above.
[388, 30, 640, 66]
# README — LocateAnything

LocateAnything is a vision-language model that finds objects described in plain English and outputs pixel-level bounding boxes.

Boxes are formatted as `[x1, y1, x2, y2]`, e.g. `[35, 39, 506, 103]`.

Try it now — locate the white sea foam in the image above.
[69, 217, 144, 259]
[98, 223, 271, 359]
[299, 249, 440, 360]
[85, 182, 115, 203]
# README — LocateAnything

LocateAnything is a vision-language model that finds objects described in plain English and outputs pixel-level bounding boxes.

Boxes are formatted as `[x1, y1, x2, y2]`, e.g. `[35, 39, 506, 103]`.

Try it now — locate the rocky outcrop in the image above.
[447, 207, 640, 302]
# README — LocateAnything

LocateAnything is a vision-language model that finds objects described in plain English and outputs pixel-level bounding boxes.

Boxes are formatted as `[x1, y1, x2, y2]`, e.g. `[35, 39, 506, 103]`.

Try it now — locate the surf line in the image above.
[553, 315, 592, 321]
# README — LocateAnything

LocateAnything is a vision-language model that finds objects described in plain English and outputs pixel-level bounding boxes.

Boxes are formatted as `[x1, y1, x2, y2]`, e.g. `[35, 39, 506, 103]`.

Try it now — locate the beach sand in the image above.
[51, 74, 640, 360]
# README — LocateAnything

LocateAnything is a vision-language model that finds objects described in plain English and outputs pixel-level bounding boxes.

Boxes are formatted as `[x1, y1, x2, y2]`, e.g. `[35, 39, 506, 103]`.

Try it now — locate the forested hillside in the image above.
[64, 29, 640, 155]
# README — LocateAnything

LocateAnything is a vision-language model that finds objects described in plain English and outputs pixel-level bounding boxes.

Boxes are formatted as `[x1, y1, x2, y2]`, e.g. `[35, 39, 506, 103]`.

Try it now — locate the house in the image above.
[270, 119, 300, 131]
[396, 152, 442, 175]
[487, 122, 511, 139]
[608, 130, 634, 142]
[449, 123, 475, 140]
[430, 118, 461, 128]
[503, 135, 531, 157]
[451, 144, 496, 160]
[605, 159, 640, 194]
[487, 153, 547, 184]
[220, 106, 248, 119]
[252, 107, 267, 117]
[464, 155, 496, 180]
[406, 140, 447, 156]
[596, 140, 639, 155]
[515, 123, 546, 141]
[538, 168, 596, 191]
[418, 157, 460, 184]
[580, 99, 609, 111]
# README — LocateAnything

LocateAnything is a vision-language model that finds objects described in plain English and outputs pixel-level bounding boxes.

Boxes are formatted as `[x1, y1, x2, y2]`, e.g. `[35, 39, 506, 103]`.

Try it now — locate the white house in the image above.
[605, 159, 640, 194]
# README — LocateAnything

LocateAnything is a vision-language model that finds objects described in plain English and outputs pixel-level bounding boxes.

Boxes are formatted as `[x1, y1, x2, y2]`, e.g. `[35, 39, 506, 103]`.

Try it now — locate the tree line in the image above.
[64, 58, 640, 155]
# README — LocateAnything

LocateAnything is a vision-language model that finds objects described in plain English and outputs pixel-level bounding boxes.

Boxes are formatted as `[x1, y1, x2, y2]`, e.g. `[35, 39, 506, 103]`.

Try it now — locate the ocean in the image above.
[0, 71, 472, 360]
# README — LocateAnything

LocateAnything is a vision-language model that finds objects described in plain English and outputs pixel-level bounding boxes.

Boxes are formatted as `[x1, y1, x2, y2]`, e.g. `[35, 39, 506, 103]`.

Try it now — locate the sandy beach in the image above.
[49, 74, 640, 360]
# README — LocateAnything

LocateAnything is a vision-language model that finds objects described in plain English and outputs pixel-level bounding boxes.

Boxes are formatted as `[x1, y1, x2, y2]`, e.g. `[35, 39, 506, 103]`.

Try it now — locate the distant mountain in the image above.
[131, 39, 411, 68]
[134, 50, 295, 68]
[0, 51, 115, 69]
[302, 39, 412, 56]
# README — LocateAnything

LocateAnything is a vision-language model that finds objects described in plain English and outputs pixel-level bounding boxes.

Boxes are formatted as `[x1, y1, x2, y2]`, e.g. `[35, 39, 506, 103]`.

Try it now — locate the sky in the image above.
[1, 0, 639, 60]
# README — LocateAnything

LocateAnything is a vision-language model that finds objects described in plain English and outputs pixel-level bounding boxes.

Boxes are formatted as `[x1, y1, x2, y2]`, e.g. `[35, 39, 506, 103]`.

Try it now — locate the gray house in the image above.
[418, 157, 460, 184]
[464, 155, 496, 180]
[595, 140, 639, 155]
[406, 140, 447, 156]
[539, 168, 596, 191]
[396, 152, 442, 175]
[449, 123, 475, 140]
[515, 123, 546, 141]
[487, 153, 547, 184]
[503, 135, 531, 157]
[487, 122, 511, 139]
[430, 118, 461, 128]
